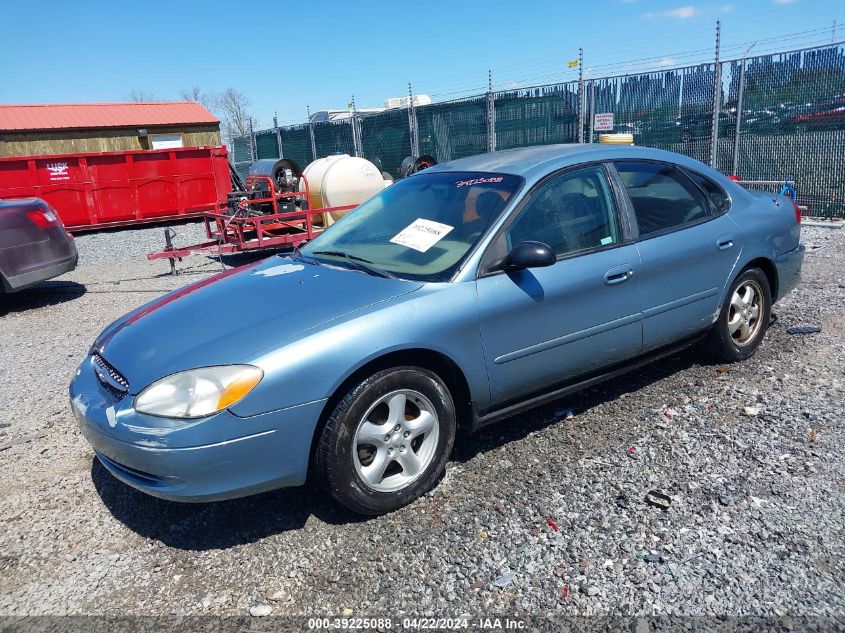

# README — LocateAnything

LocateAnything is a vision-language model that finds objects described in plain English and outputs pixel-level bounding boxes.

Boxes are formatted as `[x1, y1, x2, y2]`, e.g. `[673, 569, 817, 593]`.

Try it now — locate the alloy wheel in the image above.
[728, 279, 764, 346]
[353, 389, 440, 493]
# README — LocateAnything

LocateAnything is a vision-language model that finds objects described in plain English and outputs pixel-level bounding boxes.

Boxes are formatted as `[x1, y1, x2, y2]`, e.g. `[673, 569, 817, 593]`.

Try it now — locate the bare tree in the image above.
[217, 88, 255, 137]
[179, 87, 219, 112]
[126, 89, 157, 102]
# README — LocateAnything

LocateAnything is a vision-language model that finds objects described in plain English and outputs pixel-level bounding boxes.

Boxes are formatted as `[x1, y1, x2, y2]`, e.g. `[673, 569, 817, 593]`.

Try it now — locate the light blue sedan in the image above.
[70, 144, 804, 514]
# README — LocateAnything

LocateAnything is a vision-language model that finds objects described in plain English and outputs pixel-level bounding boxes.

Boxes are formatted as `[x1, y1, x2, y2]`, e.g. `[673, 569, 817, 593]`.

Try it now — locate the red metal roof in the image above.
[0, 102, 219, 132]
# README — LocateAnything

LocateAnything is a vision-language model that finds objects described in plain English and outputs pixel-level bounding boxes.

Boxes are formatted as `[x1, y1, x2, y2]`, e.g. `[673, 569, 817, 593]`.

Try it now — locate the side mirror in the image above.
[496, 241, 556, 271]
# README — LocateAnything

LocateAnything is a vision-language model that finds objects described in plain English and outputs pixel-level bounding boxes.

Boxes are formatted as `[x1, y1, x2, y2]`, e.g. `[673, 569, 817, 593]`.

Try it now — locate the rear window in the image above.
[615, 162, 711, 237]
[686, 170, 731, 214]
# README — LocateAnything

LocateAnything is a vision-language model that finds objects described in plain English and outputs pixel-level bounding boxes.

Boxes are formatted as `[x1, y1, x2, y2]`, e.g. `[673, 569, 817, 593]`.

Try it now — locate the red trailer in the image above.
[0, 145, 231, 231]
[147, 172, 356, 274]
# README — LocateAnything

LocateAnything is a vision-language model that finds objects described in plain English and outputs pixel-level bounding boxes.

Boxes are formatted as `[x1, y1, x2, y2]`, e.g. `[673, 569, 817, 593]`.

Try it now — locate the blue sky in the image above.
[0, 0, 841, 128]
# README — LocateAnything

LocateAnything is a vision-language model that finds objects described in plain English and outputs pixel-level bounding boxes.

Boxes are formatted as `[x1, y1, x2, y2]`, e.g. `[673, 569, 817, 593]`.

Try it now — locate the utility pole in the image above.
[577, 47, 585, 143]
[833, 19, 837, 44]
[307, 105, 317, 161]
[486, 70, 496, 153]
[407, 82, 419, 157]
[709, 19, 721, 168]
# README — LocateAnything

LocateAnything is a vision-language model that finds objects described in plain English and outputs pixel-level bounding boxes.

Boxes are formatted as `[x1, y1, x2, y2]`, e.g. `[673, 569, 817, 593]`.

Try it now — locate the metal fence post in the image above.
[710, 20, 722, 167]
[248, 118, 257, 162]
[731, 58, 746, 177]
[408, 82, 419, 157]
[307, 106, 317, 161]
[577, 48, 585, 143]
[486, 70, 496, 153]
[588, 80, 596, 144]
[350, 95, 361, 157]
[276, 126, 284, 159]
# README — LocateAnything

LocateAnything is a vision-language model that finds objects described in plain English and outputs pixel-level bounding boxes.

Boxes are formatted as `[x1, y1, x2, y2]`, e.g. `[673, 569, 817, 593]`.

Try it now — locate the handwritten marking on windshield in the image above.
[455, 177, 504, 187]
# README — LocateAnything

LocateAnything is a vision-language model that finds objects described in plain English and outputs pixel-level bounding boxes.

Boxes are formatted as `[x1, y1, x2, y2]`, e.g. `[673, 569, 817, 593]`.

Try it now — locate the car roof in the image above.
[423, 143, 721, 183]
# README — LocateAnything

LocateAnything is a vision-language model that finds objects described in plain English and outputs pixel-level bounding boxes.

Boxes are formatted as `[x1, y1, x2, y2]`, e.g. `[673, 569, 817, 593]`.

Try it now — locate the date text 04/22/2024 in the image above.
[306, 617, 527, 630]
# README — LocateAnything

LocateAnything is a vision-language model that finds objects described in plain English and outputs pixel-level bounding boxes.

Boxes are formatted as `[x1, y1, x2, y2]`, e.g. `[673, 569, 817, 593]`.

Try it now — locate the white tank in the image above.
[300, 155, 386, 225]
[300, 154, 347, 212]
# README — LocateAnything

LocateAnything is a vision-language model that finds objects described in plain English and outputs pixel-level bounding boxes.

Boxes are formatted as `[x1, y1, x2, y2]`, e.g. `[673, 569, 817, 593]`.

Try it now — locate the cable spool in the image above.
[399, 155, 437, 178]
[599, 133, 635, 145]
[247, 159, 303, 193]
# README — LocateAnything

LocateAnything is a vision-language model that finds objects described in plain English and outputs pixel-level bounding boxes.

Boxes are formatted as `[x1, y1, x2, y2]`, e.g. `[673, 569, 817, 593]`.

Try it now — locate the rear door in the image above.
[612, 161, 742, 351]
[476, 164, 642, 408]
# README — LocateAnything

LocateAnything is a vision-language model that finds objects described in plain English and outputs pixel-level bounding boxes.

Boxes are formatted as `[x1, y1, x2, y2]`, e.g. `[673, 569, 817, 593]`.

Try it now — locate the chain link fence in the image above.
[230, 42, 845, 217]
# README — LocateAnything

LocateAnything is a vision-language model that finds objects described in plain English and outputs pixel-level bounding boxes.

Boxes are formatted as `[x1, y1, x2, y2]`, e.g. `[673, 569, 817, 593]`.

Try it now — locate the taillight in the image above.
[25, 209, 60, 229]
[791, 199, 801, 224]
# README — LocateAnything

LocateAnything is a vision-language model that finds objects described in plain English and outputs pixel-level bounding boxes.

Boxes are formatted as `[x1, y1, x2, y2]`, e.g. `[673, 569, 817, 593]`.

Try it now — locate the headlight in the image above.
[134, 365, 263, 419]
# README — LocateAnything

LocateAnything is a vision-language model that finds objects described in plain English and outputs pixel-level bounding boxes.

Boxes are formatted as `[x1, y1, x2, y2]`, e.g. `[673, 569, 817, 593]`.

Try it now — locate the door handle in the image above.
[717, 234, 736, 251]
[604, 264, 634, 286]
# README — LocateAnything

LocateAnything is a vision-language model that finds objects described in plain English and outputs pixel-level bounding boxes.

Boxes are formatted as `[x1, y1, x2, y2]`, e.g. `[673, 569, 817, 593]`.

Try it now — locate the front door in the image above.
[476, 165, 643, 409]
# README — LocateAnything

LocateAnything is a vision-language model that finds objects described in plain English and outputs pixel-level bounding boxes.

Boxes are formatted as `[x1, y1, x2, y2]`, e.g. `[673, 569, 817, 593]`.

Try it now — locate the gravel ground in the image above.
[0, 222, 843, 621]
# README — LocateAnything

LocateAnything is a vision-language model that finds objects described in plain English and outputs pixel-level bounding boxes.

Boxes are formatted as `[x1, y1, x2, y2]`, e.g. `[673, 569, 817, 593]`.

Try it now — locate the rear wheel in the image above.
[315, 366, 456, 515]
[703, 268, 772, 362]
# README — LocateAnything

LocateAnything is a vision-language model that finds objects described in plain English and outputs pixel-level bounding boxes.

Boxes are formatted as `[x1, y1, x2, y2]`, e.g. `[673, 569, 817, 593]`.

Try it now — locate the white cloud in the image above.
[665, 5, 698, 18]
[772, 0, 798, 4]
[720, 4, 735, 12]
[657, 57, 677, 67]
[644, 5, 699, 19]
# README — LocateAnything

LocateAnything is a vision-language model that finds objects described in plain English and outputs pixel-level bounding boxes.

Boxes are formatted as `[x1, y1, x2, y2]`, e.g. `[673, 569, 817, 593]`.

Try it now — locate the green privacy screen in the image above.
[360, 107, 411, 178]
[495, 82, 580, 149]
[238, 43, 844, 217]
[312, 120, 355, 158]
[416, 96, 488, 163]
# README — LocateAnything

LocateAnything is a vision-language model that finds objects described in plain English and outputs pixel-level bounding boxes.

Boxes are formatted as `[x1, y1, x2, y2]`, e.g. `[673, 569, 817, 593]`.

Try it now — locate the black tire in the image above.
[702, 267, 772, 362]
[315, 366, 456, 515]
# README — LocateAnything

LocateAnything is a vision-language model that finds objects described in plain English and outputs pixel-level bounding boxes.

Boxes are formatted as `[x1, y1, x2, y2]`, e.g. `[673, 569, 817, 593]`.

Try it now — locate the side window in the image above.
[506, 166, 620, 258]
[686, 170, 731, 214]
[615, 162, 711, 237]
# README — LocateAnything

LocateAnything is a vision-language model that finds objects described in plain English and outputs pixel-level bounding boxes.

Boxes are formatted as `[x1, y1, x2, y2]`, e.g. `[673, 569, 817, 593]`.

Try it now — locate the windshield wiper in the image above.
[290, 245, 322, 266]
[311, 250, 397, 279]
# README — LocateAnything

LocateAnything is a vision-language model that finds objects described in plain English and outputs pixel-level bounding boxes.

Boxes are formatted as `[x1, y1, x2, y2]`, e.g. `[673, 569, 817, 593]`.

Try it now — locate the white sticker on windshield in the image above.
[390, 219, 454, 253]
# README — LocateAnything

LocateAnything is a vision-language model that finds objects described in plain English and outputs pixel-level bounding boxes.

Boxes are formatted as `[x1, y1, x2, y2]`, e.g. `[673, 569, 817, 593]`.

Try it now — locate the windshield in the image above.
[299, 171, 523, 281]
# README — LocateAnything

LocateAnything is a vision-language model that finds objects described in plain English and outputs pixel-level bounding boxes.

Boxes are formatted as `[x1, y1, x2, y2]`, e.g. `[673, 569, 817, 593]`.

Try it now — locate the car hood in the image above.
[94, 256, 423, 393]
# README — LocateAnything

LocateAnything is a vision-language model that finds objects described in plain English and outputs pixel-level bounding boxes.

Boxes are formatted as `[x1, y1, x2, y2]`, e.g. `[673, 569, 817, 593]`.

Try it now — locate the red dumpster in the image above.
[0, 146, 232, 231]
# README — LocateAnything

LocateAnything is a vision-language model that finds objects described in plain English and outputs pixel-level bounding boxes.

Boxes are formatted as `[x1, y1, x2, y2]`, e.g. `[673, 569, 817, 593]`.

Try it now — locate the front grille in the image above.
[92, 353, 129, 393]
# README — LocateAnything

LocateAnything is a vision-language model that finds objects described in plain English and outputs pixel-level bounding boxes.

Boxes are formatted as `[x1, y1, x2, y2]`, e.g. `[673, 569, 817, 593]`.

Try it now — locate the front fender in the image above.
[229, 282, 490, 417]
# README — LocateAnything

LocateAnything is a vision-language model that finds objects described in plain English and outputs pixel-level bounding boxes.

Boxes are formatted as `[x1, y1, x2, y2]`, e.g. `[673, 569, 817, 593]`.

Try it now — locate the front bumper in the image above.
[774, 243, 805, 301]
[69, 355, 326, 502]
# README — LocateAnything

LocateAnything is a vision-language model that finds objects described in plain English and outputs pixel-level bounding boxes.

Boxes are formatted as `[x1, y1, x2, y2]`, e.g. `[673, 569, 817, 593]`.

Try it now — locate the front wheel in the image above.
[703, 268, 772, 362]
[315, 367, 456, 515]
